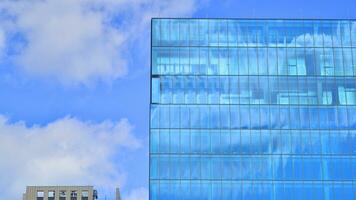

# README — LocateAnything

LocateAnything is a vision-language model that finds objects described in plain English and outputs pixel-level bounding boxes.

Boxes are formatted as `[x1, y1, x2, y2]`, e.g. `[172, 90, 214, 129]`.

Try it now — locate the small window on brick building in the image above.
[59, 191, 66, 200]
[48, 191, 55, 200]
[36, 191, 44, 200]
[81, 191, 89, 200]
[71, 191, 77, 200]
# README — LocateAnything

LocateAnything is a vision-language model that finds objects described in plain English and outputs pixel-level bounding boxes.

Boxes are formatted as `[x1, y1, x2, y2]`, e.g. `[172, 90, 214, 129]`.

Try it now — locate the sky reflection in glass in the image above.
[150, 19, 356, 200]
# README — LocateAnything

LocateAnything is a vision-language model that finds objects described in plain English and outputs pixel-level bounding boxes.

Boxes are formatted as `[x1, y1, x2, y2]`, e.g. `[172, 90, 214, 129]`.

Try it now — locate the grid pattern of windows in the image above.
[150, 19, 356, 199]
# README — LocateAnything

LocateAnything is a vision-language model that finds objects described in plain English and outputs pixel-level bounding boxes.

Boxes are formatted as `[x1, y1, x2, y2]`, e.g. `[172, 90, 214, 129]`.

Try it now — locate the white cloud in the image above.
[0, 28, 5, 57]
[0, 0, 200, 84]
[0, 115, 141, 200]
[124, 187, 149, 200]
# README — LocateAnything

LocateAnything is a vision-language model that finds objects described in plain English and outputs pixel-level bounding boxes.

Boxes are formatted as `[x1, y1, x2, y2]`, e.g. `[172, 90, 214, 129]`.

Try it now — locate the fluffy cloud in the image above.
[0, 0, 200, 84]
[0, 115, 141, 200]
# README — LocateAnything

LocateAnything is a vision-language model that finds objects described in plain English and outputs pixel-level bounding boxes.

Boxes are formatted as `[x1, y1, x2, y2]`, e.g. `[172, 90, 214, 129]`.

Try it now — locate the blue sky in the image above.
[0, 0, 356, 199]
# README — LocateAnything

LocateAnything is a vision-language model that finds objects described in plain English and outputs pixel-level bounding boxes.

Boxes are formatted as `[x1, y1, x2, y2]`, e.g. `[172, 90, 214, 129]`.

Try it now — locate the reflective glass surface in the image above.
[150, 19, 356, 199]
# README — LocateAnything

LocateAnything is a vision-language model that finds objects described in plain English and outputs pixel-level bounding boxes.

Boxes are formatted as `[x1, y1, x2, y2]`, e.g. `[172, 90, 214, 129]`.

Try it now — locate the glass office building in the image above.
[150, 18, 356, 199]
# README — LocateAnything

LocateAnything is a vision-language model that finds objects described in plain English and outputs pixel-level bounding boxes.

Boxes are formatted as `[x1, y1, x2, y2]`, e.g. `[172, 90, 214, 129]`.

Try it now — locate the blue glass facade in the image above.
[150, 19, 356, 199]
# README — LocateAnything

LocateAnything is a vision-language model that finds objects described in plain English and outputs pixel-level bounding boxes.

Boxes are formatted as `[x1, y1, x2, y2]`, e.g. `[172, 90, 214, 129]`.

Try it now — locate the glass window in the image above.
[170, 130, 180, 153]
[238, 22, 248, 46]
[190, 130, 201, 153]
[228, 20, 238, 46]
[209, 20, 220, 46]
[179, 20, 189, 46]
[239, 48, 249, 75]
[211, 130, 220, 153]
[161, 76, 172, 104]
[159, 156, 170, 179]
[218, 20, 228, 46]
[299, 106, 311, 129]
[199, 20, 209, 46]
[48, 191, 55, 200]
[200, 106, 209, 128]
[343, 48, 354, 75]
[185, 76, 196, 104]
[170, 156, 180, 179]
[231, 130, 240, 153]
[221, 130, 230, 153]
[218, 48, 229, 75]
[200, 130, 211, 153]
[240, 130, 250, 153]
[209, 106, 220, 128]
[196, 77, 208, 104]
[170, 105, 180, 128]
[191, 156, 200, 179]
[278, 48, 287, 75]
[268, 47, 278, 75]
[169, 20, 179, 46]
[269, 106, 280, 129]
[59, 191, 66, 200]
[150, 156, 159, 179]
[220, 77, 229, 104]
[201, 182, 212, 199]
[232, 182, 242, 199]
[190, 48, 199, 75]
[159, 181, 170, 199]
[151, 77, 160, 103]
[353, 48, 356, 76]
[199, 48, 209, 75]
[242, 182, 253, 199]
[220, 106, 230, 128]
[201, 157, 211, 179]
[172, 76, 184, 103]
[289, 107, 300, 129]
[189, 20, 200, 46]
[240, 106, 250, 129]
[348, 107, 356, 128]
[160, 19, 171, 46]
[191, 182, 201, 199]
[196, 76, 208, 104]
[150, 130, 159, 153]
[159, 105, 170, 128]
[180, 130, 190, 153]
[152, 19, 160, 46]
[190, 106, 199, 128]
[159, 130, 169, 153]
[258, 48, 268, 75]
[180, 48, 190, 75]
[260, 130, 270, 154]
[211, 157, 222, 179]
[221, 182, 232, 200]
[239, 76, 249, 104]
[280, 130, 291, 154]
[249, 48, 258, 74]
[309, 130, 322, 154]
[150, 182, 159, 199]
[328, 157, 351, 180]
[81, 191, 88, 200]
[36, 191, 44, 200]
[228, 48, 238, 75]
[334, 48, 345, 76]
[71, 191, 78, 200]
[208, 76, 220, 104]
[180, 106, 189, 128]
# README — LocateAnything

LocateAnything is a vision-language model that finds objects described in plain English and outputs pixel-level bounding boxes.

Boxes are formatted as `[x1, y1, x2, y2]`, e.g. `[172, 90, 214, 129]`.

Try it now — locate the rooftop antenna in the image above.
[116, 188, 121, 200]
